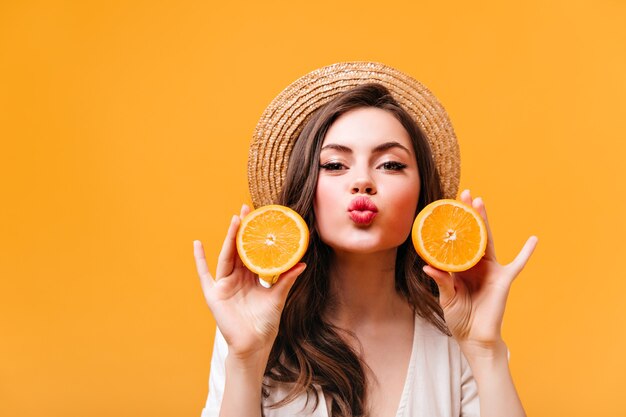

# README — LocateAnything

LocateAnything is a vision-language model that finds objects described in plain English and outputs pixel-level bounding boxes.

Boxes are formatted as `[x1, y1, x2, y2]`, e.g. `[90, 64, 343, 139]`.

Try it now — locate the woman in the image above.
[194, 62, 538, 417]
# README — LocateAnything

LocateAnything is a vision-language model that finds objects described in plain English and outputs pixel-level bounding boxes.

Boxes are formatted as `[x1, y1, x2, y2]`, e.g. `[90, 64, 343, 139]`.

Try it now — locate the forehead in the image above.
[322, 107, 413, 151]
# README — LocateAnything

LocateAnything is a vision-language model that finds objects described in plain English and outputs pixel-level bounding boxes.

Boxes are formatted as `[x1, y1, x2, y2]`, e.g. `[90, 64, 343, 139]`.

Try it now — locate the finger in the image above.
[215, 215, 241, 279]
[240, 203, 251, 219]
[233, 204, 252, 270]
[272, 262, 307, 301]
[194, 240, 214, 290]
[423, 265, 455, 308]
[459, 189, 472, 206]
[508, 235, 539, 278]
[472, 197, 497, 261]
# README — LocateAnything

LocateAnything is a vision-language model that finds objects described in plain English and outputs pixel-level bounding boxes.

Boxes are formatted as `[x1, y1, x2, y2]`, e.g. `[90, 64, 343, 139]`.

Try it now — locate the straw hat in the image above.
[248, 61, 460, 208]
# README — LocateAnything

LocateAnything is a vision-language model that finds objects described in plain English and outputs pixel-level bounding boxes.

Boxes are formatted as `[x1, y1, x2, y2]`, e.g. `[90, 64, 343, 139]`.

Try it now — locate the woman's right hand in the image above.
[194, 204, 306, 363]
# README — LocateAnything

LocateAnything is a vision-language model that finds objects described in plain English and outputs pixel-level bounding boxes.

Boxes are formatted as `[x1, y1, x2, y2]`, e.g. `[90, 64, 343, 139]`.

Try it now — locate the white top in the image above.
[201, 315, 480, 417]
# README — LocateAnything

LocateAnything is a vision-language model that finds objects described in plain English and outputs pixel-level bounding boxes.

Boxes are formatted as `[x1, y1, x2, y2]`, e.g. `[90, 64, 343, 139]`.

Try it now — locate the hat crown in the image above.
[248, 61, 460, 208]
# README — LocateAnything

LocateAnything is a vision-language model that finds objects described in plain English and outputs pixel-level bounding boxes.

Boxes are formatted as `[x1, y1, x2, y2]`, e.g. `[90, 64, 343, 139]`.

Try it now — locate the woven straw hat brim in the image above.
[248, 61, 460, 208]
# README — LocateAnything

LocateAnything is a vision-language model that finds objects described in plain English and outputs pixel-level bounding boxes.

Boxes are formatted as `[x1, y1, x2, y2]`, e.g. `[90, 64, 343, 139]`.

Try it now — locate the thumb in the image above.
[272, 262, 306, 300]
[423, 265, 455, 307]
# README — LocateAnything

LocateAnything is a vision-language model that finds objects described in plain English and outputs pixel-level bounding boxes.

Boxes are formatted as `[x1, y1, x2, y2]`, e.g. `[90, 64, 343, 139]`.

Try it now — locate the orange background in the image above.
[1, 1, 625, 416]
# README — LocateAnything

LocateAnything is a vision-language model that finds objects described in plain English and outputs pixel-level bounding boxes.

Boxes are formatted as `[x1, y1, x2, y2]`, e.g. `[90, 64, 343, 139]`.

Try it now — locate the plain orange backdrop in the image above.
[1, 1, 625, 416]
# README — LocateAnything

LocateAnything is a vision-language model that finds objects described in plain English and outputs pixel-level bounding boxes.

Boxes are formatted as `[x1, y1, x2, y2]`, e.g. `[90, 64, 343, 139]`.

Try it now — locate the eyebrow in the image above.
[320, 141, 412, 155]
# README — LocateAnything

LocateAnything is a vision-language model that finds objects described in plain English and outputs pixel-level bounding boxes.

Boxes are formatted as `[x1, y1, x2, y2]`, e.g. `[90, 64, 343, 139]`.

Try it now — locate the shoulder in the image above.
[202, 327, 229, 417]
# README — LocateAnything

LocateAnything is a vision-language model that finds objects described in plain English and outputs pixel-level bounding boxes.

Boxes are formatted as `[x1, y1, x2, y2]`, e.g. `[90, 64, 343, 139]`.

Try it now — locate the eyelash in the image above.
[319, 161, 407, 171]
[319, 162, 345, 171]
[380, 161, 407, 171]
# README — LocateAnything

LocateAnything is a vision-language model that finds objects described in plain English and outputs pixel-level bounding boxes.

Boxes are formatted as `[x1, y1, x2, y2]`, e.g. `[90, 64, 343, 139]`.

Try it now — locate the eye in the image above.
[379, 161, 407, 171]
[320, 161, 346, 171]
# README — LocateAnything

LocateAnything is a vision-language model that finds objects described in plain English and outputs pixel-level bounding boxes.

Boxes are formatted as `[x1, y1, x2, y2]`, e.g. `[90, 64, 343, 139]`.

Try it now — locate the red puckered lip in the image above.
[347, 196, 378, 225]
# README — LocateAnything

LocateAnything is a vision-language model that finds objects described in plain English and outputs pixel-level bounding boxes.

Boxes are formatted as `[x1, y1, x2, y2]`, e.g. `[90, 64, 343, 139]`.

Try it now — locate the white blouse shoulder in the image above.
[201, 316, 480, 417]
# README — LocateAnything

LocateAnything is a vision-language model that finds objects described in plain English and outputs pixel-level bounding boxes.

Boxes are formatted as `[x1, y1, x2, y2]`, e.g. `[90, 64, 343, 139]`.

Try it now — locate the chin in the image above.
[317, 222, 410, 255]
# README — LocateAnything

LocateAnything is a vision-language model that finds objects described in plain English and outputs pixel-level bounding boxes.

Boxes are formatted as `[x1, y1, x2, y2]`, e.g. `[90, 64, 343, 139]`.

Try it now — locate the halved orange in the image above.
[411, 199, 487, 272]
[236, 205, 309, 286]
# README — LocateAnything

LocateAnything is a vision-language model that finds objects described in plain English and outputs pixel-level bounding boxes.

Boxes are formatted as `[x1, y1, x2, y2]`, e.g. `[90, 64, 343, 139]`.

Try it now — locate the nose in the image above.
[351, 176, 377, 195]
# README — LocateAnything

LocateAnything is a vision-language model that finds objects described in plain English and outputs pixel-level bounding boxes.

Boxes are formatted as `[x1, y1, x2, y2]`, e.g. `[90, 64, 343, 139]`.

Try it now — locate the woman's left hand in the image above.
[422, 189, 538, 355]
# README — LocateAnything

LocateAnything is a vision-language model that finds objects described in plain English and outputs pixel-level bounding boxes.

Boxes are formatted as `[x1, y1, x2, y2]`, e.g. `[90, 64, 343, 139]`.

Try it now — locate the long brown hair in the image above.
[264, 83, 449, 417]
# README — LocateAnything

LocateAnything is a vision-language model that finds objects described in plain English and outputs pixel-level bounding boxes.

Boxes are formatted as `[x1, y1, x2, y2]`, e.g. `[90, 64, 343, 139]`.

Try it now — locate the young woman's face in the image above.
[314, 107, 420, 255]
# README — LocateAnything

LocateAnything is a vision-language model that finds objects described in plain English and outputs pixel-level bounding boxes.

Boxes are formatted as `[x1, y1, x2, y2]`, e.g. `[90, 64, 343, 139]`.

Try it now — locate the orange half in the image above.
[236, 205, 309, 286]
[411, 199, 487, 272]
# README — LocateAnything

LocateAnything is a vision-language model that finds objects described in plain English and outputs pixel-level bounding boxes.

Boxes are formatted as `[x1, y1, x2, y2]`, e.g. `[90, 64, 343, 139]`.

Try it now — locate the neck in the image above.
[325, 248, 412, 329]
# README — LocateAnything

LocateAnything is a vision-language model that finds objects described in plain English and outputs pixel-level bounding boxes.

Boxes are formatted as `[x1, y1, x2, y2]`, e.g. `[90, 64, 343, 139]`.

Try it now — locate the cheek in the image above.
[385, 180, 420, 233]
[313, 176, 347, 243]
[313, 177, 335, 229]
